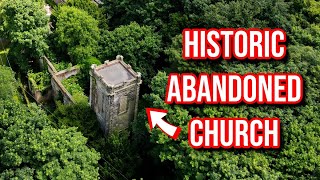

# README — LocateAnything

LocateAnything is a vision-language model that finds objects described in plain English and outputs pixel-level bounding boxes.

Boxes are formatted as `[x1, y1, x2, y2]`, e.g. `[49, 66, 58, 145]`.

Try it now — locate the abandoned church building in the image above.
[89, 55, 142, 134]
[32, 55, 141, 135]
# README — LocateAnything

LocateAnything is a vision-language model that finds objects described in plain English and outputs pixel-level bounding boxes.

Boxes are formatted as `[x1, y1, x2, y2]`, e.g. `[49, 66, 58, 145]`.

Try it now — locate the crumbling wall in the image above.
[55, 66, 80, 81]
[51, 75, 74, 104]
[27, 78, 53, 103]
[41, 56, 80, 104]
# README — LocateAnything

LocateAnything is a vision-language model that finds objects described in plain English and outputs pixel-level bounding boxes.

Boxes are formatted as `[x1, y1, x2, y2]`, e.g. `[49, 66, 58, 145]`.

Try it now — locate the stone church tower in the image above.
[89, 55, 142, 134]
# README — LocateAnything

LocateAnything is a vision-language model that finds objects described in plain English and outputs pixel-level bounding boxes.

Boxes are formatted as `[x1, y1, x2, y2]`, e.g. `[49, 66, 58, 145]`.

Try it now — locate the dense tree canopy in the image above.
[204, 0, 290, 29]
[0, 100, 100, 179]
[64, 0, 101, 18]
[52, 101, 102, 142]
[0, 0, 49, 72]
[141, 44, 320, 178]
[0, 0, 320, 179]
[63, 0, 108, 29]
[98, 22, 162, 82]
[0, 64, 100, 179]
[133, 0, 320, 179]
[54, 6, 100, 64]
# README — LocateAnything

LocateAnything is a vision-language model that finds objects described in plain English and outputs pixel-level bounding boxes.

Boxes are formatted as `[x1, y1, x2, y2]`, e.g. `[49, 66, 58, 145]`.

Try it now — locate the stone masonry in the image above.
[89, 55, 142, 134]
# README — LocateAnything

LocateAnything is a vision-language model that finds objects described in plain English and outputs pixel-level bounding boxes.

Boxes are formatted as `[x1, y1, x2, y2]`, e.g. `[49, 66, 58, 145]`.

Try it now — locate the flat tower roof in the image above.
[95, 61, 135, 85]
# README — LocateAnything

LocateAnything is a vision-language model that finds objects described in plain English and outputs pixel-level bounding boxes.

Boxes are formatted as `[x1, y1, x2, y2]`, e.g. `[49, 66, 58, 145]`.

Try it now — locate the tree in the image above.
[54, 6, 100, 64]
[305, 0, 320, 23]
[63, 0, 108, 29]
[0, 0, 49, 72]
[165, 35, 222, 74]
[51, 100, 103, 144]
[101, 0, 174, 29]
[0, 100, 100, 179]
[98, 22, 162, 83]
[0, 66, 19, 101]
[101, 131, 142, 179]
[101, 0, 203, 42]
[140, 43, 320, 178]
[204, 0, 290, 30]
[77, 56, 102, 93]
[64, 0, 101, 18]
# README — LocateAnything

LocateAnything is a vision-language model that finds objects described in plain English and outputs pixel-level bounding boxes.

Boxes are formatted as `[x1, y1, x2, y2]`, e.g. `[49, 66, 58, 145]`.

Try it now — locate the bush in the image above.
[27, 71, 51, 92]
[77, 56, 101, 93]
[0, 65, 19, 101]
[52, 61, 73, 72]
[54, 6, 100, 64]
[0, 100, 100, 179]
[61, 75, 88, 104]
[98, 22, 162, 83]
[52, 101, 101, 141]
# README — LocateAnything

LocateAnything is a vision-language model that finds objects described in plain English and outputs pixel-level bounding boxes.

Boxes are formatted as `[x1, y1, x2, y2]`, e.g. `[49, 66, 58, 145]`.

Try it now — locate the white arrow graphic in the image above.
[146, 108, 182, 140]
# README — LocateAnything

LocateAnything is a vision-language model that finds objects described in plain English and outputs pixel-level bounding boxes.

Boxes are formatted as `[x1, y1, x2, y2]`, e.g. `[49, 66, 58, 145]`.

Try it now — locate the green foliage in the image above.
[141, 45, 320, 179]
[289, 1, 320, 47]
[165, 35, 222, 73]
[27, 70, 51, 92]
[291, 24, 320, 47]
[0, 100, 100, 179]
[61, 75, 88, 104]
[102, 0, 175, 28]
[305, 0, 320, 23]
[98, 22, 162, 83]
[0, 65, 19, 101]
[102, 0, 320, 179]
[204, 0, 290, 30]
[0, 0, 49, 72]
[64, 0, 99, 16]
[52, 101, 102, 142]
[45, 0, 57, 8]
[52, 102, 141, 179]
[80, 56, 101, 70]
[102, 0, 185, 42]
[63, 0, 108, 28]
[1, 0, 320, 179]
[52, 61, 73, 72]
[0, 48, 8, 65]
[77, 56, 101, 92]
[101, 131, 142, 179]
[54, 6, 100, 64]
[140, 13, 320, 176]
[62, 76, 84, 96]
[103, 0, 291, 42]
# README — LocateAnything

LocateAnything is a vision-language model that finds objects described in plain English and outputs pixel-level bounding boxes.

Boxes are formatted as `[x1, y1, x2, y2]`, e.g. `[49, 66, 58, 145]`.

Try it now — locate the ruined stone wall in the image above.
[51, 75, 74, 104]
[42, 56, 80, 104]
[27, 77, 53, 103]
[55, 66, 80, 81]
[43, 56, 57, 75]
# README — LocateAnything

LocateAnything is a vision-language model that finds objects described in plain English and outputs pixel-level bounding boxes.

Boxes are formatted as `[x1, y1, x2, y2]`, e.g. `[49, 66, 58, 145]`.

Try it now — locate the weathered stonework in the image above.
[90, 55, 142, 134]
[42, 56, 78, 104]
